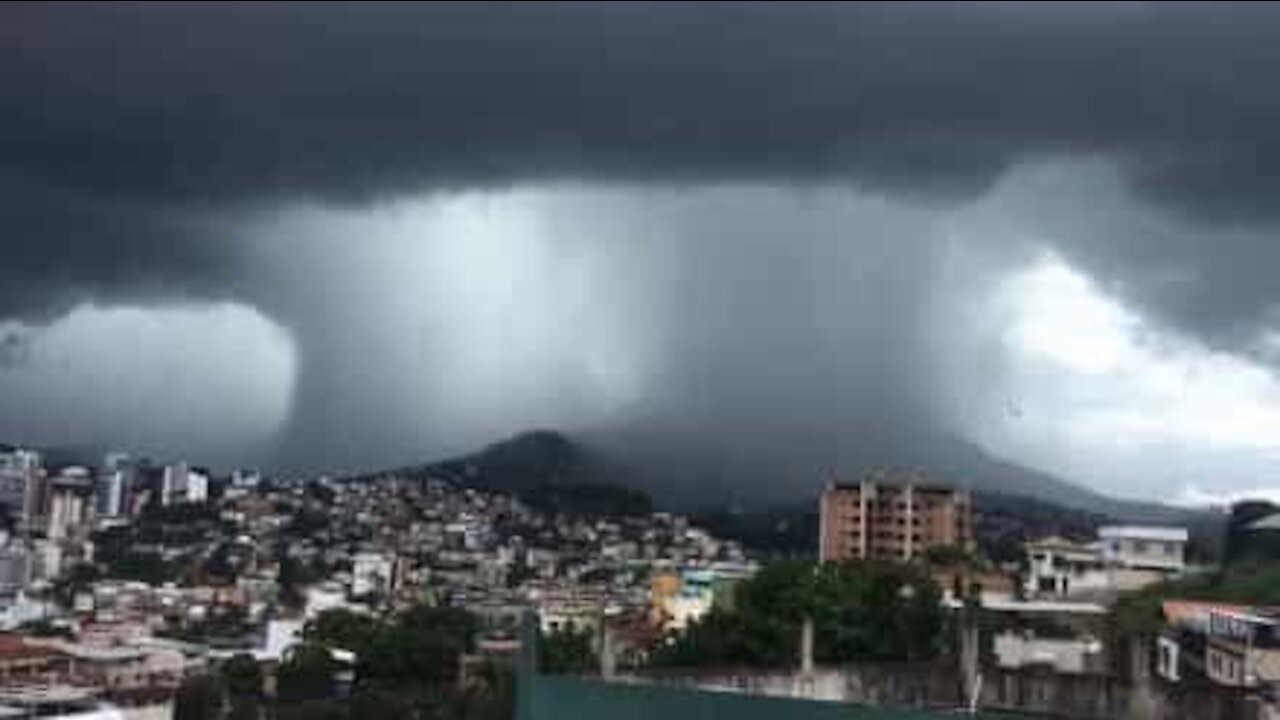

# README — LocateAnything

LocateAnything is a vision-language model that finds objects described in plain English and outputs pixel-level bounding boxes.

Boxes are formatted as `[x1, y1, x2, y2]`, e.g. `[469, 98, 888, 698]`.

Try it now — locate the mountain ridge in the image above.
[347, 428, 1204, 524]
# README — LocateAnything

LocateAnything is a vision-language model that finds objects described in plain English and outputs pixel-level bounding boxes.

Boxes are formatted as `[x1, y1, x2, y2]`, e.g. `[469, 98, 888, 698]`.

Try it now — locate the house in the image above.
[1098, 525, 1187, 573]
[1024, 526, 1189, 600]
[1205, 607, 1280, 689]
[0, 634, 69, 684]
[1022, 536, 1108, 598]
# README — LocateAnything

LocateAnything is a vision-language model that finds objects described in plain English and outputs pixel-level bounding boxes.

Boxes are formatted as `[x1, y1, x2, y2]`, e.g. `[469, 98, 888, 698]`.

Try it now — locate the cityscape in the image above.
[0, 435, 1272, 719]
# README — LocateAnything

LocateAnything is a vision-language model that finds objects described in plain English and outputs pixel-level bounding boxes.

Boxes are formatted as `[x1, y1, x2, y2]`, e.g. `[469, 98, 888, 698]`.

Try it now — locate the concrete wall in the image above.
[993, 633, 1103, 674]
[623, 663, 1264, 720]
[118, 702, 173, 720]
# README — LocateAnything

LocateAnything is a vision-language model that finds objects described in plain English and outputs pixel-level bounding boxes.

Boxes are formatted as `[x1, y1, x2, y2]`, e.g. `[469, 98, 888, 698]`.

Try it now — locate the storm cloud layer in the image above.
[4, 3, 1280, 501]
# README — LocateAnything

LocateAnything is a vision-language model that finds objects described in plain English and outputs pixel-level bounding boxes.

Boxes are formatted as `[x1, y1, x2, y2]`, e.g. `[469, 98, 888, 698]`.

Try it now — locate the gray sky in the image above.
[3, 3, 1280, 504]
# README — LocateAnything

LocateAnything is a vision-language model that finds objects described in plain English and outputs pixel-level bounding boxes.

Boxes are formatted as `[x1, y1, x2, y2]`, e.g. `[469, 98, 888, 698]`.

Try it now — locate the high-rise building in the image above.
[95, 453, 133, 519]
[46, 467, 93, 542]
[161, 462, 189, 506]
[819, 475, 972, 563]
[186, 468, 209, 504]
[0, 447, 44, 532]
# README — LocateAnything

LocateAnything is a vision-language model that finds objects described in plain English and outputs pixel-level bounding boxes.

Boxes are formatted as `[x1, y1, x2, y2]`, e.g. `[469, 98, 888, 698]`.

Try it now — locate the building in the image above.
[94, 454, 133, 520]
[160, 462, 188, 506]
[1205, 607, 1280, 688]
[1098, 525, 1187, 572]
[1022, 536, 1109, 598]
[231, 469, 262, 489]
[47, 468, 94, 543]
[818, 476, 971, 562]
[993, 631, 1105, 674]
[1024, 526, 1189, 600]
[0, 634, 69, 684]
[1, 447, 48, 534]
[0, 543, 29, 590]
[0, 448, 41, 526]
[186, 469, 209, 504]
[350, 553, 395, 598]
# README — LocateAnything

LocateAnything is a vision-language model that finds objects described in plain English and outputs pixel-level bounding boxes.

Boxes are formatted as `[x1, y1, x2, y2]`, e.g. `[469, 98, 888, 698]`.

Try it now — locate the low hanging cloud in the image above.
[0, 303, 296, 463]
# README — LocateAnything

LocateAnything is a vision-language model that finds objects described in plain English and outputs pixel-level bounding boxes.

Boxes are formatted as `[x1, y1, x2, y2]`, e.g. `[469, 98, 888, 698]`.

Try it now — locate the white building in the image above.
[350, 553, 395, 598]
[0, 448, 41, 523]
[1205, 607, 1280, 688]
[94, 453, 133, 520]
[161, 463, 187, 506]
[1023, 536, 1110, 598]
[231, 469, 262, 489]
[1098, 525, 1187, 572]
[94, 471, 125, 520]
[0, 542, 28, 590]
[994, 631, 1105, 674]
[47, 468, 93, 542]
[1025, 526, 1188, 599]
[186, 469, 209, 504]
[161, 462, 209, 505]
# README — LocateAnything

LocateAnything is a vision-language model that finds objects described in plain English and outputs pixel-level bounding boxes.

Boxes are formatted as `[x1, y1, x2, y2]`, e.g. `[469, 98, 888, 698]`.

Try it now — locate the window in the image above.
[1134, 540, 1148, 553]
[1164, 542, 1177, 555]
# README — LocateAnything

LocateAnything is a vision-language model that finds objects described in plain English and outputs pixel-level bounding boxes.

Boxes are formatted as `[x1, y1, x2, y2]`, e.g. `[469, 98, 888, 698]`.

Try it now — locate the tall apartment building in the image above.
[819, 476, 972, 562]
[0, 447, 44, 532]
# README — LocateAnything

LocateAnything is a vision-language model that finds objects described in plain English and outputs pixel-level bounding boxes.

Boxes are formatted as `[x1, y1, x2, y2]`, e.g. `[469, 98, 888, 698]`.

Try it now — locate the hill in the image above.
[344, 428, 1222, 558]
[345, 429, 651, 517]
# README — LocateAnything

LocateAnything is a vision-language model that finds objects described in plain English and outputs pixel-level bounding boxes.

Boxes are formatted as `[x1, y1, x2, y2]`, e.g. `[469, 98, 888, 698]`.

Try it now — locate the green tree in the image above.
[220, 654, 263, 720]
[174, 673, 223, 720]
[277, 642, 341, 704]
[361, 605, 477, 688]
[652, 560, 944, 668]
[538, 626, 597, 675]
[305, 609, 380, 657]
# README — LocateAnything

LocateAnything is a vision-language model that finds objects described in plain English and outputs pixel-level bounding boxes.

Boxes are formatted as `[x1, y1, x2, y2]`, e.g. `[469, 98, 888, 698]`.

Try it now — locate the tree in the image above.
[539, 626, 597, 675]
[652, 560, 944, 668]
[305, 609, 380, 657]
[220, 654, 263, 720]
[174, 674, 223, 720]
[279, 555, 322, 611]
[277, 642, 341, 704]
[360, 605, 477, 688]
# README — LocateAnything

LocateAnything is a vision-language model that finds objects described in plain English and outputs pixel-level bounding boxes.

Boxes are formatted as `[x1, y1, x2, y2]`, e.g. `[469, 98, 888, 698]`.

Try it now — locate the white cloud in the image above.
[1175, 483, 1280, 509]
[970, 251, 1280, 499]
[999, 253, 1280, 451]
[0, 303, 296, 463]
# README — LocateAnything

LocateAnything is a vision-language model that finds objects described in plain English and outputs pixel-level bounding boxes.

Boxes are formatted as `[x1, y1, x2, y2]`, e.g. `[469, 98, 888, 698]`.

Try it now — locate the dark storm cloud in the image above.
[2, 2, 1279, 207]
[0, 178, 242, 319]
[2, 3, 1280, 324]
[5, 2, 1280, 489]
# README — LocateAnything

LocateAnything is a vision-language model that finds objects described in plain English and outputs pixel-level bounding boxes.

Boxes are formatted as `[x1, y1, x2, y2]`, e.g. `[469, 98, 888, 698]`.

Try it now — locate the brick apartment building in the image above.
[819, 476, 973, 563]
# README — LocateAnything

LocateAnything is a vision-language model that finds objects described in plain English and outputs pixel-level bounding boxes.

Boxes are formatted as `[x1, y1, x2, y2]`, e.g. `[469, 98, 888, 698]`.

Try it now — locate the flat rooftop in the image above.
[1098, 526, 1188, 542]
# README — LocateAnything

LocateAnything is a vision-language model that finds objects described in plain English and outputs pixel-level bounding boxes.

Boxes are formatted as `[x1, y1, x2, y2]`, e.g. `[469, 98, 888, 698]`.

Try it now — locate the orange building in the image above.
[819, 477, 972, 563]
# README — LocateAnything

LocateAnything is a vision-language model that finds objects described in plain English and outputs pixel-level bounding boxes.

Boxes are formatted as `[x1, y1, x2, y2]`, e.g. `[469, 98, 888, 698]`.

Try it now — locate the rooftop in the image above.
[1097, 525, 1188, 542]
[1247, 513, 1280, 532]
